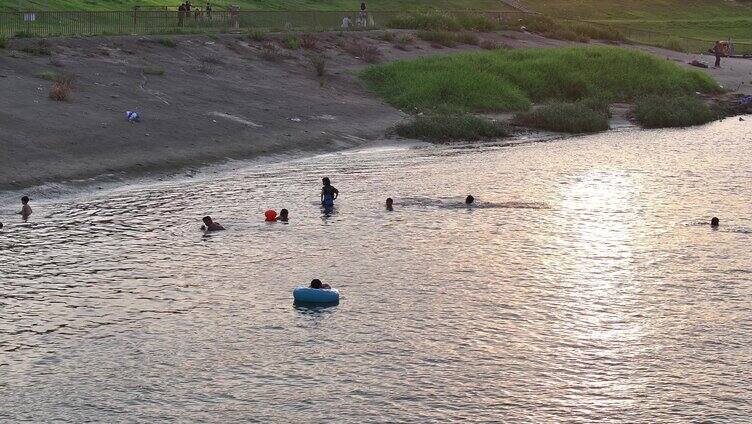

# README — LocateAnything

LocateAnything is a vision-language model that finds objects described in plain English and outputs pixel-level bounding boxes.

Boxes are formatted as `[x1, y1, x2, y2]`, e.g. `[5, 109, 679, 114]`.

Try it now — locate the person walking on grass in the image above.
[713, 41, 724, 68]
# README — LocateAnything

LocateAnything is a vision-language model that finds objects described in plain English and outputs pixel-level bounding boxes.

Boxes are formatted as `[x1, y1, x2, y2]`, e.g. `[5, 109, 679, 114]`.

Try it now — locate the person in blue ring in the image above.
[320, 177, 339, 208]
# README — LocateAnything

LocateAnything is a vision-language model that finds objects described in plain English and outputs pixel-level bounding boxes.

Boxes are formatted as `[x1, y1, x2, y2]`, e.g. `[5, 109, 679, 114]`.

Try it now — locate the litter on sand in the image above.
[126, 111, 141, 123]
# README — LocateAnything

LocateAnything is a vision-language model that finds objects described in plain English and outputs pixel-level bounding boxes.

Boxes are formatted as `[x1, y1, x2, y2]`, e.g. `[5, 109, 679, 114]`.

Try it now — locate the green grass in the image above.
[34, 70, 60, 80]
[515, 101, 610, 133]
[0, 35, 6, 48]
[634, 95, 717, 128]
[248, 29, 266, 41]
[387, 11, 500, 32]
[361, 46, 720, 114]
[155, 37, 176, 47]
[509, 15, 624, 43]
[142, 66, 165, 75]
[395, 114, 508, 142]
[282, 33, 300, 49]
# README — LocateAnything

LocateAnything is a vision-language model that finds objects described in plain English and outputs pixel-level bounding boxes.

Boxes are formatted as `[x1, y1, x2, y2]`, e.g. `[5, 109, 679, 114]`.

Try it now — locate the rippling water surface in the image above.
[1, 119, 751, 422]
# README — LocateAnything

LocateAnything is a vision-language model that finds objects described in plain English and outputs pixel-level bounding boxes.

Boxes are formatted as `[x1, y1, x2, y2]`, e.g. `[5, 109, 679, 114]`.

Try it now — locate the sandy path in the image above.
[0, 30, 748, 192]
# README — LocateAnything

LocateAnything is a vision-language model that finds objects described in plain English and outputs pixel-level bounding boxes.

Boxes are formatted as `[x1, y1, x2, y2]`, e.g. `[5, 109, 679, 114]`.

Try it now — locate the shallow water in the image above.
[1, 119, 751, 422]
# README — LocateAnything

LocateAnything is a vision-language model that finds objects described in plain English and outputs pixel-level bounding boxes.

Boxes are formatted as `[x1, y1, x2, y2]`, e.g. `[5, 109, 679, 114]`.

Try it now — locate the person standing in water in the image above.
[321, 177, 339, 209]
[18, 196, 32, 220]
[277, 209, 289, 222]
[386, 197, 394, 211]
[465, 195, 475, 205]
[711, 217, 720, 227]
[201, 216, 225, 232]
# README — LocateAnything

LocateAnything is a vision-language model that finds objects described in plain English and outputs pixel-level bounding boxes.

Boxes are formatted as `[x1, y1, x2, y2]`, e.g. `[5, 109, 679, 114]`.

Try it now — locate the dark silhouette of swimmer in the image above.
[0, 222, 3, 230]
[310, 278, 331, 289]
[465, 195, 474, 205]
[711, 217, 720, 227]
[386, 197, 394, 211]
[201, 216, 225, 231]
[18, 196, 32, 220]
[321, 177, 339, 208]
[278, 208, 289, 222]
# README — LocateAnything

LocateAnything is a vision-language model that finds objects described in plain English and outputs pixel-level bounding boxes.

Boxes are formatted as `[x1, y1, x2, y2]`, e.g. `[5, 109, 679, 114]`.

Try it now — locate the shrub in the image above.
[387, 11, 461, 31]
[661, 37, 687, 53]
[310, 54, 327, 76]
[300, 33, 317, 49]
[455, 32, 479, 46]
[417, 31, 457, 47]
[49, 81, 72, 101]
[479, 39, 509, 50]
[634, 95, 717, 128]
[395, 114, 508, 142]
[260, 43, 285, 61]
[20, 40, 51, 56]
[394, 33, 416, 50]
[142, 66, 165, 76]
[156, 37, 177, 48]
[282, 33, 300, 50]
[515, 102, 609, 133]
[378, 31, 396, 43]
[248, 29, 266, 41]
[343, 41, 381, 63]
[0, 36, 7, 49]
[457, 14, 499, 32]
[34, 70, 59, 81]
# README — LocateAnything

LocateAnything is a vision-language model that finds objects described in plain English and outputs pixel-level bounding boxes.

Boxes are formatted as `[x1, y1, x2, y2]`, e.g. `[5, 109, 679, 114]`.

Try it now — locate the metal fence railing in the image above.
[0, 10, 525, 38]
[1, 9, 750, 56]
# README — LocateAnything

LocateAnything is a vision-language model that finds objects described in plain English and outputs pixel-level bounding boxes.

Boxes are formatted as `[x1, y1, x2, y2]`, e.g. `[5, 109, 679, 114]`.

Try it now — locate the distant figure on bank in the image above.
[205, 2, 212, 20]
[358, 2, 368, 27]
[386, 197, 394, 211]
[278, 208, 289, 222]
[178, 3, 186, 26]
[185, 1, 192, 12]
[711, 217, 720, 227]
[321, 177, 339, 208]
[465, 195, 475, 205]
[18, 196, 32, 220]
[341, 15, 352, 30]
[201, 215, 225, 231]
[310, 279, 331, 290]
[713, 41, 724, 68]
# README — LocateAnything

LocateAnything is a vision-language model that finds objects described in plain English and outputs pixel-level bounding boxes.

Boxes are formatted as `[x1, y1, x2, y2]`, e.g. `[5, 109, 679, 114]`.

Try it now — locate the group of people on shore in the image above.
[178, 1, 212, 25]
[342, 2, 369, 30]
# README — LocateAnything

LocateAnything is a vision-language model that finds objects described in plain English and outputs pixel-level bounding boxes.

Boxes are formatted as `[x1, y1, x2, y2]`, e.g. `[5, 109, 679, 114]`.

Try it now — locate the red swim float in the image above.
[265, 209, 278, 221]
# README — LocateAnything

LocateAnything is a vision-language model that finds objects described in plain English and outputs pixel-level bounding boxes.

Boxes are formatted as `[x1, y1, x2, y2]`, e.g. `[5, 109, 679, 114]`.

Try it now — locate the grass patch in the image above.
[19, 40, 51, 56]
[394, 33, 416, 50]
[342, 40, 381, 63]
[361, 46, 720, 114]
[417, 31, 479, 47]
[659, 37, 687, 53]
[456, 14, 500, 32]
[512, 15, 624, 43]
[387, 11, 462, 31]
[14, 31, 34, 38]
[142, 66, 165, 75]
[156, 37, 177, 48]
[634, 95, 717, 128]
[248, 29, 266, 41]
[282, 33, 300, 50]
[395, 114, 508, 142]
[309, 54, 327, 76]
[378, 31, 396, 43]
[0, 36, 7, 49]
[515, 101, 610, 133]
[34, 70, 60, 81]
[300, 33, 317, 49]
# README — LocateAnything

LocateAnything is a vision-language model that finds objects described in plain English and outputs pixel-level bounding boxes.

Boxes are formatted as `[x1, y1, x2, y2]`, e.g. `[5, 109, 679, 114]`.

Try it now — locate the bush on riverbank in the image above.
[361, 46, 720, 113]
[634, 95, 717, 128]
[515, 100, 610, 133]
[395, 114, 508, 142]
[387, 11, 499, 32]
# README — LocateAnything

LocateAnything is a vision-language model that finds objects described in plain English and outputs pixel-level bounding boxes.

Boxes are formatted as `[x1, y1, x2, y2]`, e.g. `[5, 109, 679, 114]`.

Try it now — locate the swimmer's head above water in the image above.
[310, 279, 322, 289]
[386, 197, 393, 210]
[711, 217, 720, 227]
[21, 196, 29, 205]
[279, 209, 289, 221]
[202, 216, 214, 226]
[465, 195, 474, 205]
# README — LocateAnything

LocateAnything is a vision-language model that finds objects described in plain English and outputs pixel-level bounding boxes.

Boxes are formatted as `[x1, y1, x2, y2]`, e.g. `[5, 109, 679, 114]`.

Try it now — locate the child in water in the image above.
[321, 177, 339, 208]
[465, 195, 474, 205]
[310, 279, 331, 290]
[277, 208, 289, 222]
[18, 196, 32, 220]
[386, 197, 394, 211]
[201, 216, 225, 232]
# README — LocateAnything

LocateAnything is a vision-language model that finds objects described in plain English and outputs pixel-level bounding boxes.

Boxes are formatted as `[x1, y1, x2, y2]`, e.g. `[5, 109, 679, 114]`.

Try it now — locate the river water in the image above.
[1, 119, 751, 422]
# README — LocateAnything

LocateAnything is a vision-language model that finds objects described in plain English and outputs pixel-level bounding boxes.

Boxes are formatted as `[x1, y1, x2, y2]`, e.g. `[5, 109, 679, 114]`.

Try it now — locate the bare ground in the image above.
[0, 29, 749, 191]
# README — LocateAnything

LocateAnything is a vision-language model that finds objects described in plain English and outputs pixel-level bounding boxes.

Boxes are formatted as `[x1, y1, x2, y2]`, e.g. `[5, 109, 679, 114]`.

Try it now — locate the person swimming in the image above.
[0, 222, 3, 230]
[277, 208, 289, 222]
[18, 196, 32, 220]
[321, 177, 339, 208]
[711, 217, 720, 227]
[465, 195, 474, 205]
[310, 278, 331, 290]
[386, 197, 394, 211]
[201, 216, 225, 232]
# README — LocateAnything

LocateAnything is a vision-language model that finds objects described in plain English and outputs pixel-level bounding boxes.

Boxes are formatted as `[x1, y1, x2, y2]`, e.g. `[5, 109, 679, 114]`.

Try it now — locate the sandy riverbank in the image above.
[1, 29, 749, 192]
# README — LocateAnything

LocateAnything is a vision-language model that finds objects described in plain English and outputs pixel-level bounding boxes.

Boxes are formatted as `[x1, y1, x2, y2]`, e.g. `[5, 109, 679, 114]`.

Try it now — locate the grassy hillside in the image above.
[0, 0, 505, 11]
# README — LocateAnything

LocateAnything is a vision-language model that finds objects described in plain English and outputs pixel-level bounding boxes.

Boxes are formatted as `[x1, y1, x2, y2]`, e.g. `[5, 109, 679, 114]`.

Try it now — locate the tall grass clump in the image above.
[300, 33, 317, 49]
[387, 11, 461, 31]
[512, 15, 623, 43]
[156, 37, 177, 48]
[515, 101, 609, 133]
[310, 54, 327, 76]
[660, 37, 687, 53]
[456, 14, 500, 32]
[48, 73, 74, 101]
[395, 114, 508, 142]
[634, 95, 717, 128]
[361, 46, 720, 113]
[248, 29, 266, 41]
[0, 36, 7, 48]
[417, 30, 458, 47]
[282, 33, 300, 50]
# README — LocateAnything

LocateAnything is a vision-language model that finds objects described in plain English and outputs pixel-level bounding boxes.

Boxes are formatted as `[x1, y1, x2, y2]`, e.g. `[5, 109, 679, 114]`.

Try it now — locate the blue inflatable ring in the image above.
[293, 287, 340, 304]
